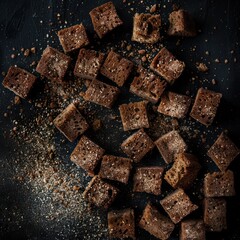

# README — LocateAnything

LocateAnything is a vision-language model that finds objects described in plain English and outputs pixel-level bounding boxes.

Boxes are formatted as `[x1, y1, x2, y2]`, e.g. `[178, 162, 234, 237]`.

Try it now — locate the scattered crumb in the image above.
[196, 62, 208, 72]
[150, 4, 157, 13]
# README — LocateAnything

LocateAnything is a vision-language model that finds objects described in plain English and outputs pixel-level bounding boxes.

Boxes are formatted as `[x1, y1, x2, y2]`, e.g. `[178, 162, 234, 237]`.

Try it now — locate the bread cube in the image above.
[160, 188, 198, 224]
[158, 91, 191, 119]
[2, 66, 37, 99]
[100, 50, 133, 86]
[168, 9, 197, 37]
[150, 47, 185, 84]
[190, 88, 222, 126]
[204, 170, 235, 197]
[36, 46, 71, 82]
[99, 155, 132, 184]
[207, 132, 240, 171]
[164, 153, 201, 189]
[57, 24, 89, 53]
[119, 101, 149, 131]
[70, 135, 105, 175]
[180, 220, 205, 240]
[204, 198, 227, 232]
[155, 130, 187, 163]
[132, 13, 161, 44]
[83, 175, 119, 209]
[74, 48, 105, 80]
[89, 1, 123, 39]
[130, 66, 167, 104]
[139, 203, 175, 240]
[84, 79, 119, 108]
[121, 129, 155, 162]
[108, 208, 135, 239]
[133, 167, 164, 195]
[53, 103, 89, 142]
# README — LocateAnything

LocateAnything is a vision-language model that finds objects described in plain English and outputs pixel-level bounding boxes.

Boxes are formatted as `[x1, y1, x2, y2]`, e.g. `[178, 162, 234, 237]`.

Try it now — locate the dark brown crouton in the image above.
[164, 153, 201, 189]
[130, 66, 167, 103]
[2, 66, 37, 99]
[133, 167, 164, 195]
[36, 46, 71, 82]
[132, 13, 161, 44]
[160, 188, 198, 224]
[53, 103, 89, 142]
[204, 170, 235, 197]
[121, 129, 155, 162]
[204, 198, 227, 232]
[150, 47, 185, 84]
[207, 132, 240, 171]
[139, 203, 175, 240]
[108, 208, 135, 239]
[84, 79, 120, 108]
[190, 88, 222, 126]
[168, 9, 197, 37]
[100, 50, 133, 86]
[99, 155, 132, 184]
[74, 48, 105, 80]
[57, 24, 89, 53]
[155, 130, 187, 163]
[89, 1, 123, 39]
[158, 91, 191, 119]
[70, 135, 105, 175]
[180, 219, 205, 240]
[83, 175, 119, 209]
[119, 101, 149, 131]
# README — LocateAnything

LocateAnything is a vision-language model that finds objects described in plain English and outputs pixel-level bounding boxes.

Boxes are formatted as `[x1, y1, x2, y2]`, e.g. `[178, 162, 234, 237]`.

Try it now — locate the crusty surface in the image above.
[130, 66, 167, 103]
[155, 130, 187, 163]
[53, 103, 89, 142]
[2, 66, 37, 99]
[190, 88, 222, 126]
[207, 132, 239, 171]
[139, 203, 175, 240]
[132, 13, 161, 44]
[160, 188, 198, 224]
[70, 135, 105, 175]
[180, 219, 205, 240]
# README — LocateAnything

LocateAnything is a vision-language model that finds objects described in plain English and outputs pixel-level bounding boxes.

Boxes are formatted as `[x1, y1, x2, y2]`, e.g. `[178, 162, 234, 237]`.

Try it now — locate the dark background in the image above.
[0, 0, 240, 239]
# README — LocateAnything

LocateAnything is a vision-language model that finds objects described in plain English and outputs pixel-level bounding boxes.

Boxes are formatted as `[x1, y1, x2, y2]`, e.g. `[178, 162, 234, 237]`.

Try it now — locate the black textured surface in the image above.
[0, 0, 240, 239]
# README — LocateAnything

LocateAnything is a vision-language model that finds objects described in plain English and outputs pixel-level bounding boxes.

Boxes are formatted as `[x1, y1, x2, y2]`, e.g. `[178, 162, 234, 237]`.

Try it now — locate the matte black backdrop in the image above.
[0, 0, 240, 239]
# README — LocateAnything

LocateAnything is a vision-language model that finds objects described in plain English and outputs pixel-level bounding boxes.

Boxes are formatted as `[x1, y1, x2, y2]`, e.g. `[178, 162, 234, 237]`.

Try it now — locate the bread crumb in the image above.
[196, 62, 208, 72]
[150, 4, 157, 13]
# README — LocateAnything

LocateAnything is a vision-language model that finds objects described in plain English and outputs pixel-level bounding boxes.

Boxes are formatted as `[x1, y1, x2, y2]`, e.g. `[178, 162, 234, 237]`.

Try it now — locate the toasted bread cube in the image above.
[89, 1, 123, 39]
[168, 9, 197, 37]
[108, 208, 135, 239]
[2, 66, 37, 99]
[121, 129, 155, 162]
[150, 47, 185, 84]
[139, 203, 175, 240]
[207, 132, 240, 171]
[204, 198, 227, 232]
[119, 101, 149, 131]
[164, 153, 201, 189]
[130, 66, 167, 104]
[84, 79, 120, 108]
[74, 49, 105, 80]
[53, 103, 89, 142]
[180, 220, 205, 240]
[99, 155, 132, 184]
[70, 135, 105, 175]
[155, 130, 187, 163]
[158, 91, 191, 119]
[133, 167, 164, 195]
[36, 46, 71, 82]
[57, 24, 89, 53]
[190, 88, 222, 126]
[83, 175, 119, 209]
[100, 50, 133, 86]
[160, 188, 198, 224]
[132, 13, 161, 44]
[204, 170, 235, 197]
